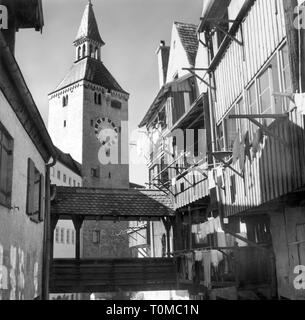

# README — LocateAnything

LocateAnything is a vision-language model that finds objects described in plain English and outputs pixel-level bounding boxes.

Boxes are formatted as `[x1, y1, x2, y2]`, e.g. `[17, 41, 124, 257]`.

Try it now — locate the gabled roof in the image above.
[139, 73, 194, 128]
[74, 1, 105, 45]
[55, 147, 82, 177]
[174, 22, 199, 66]
[50, 57, 128, 95]
[51, 187, 175, 220]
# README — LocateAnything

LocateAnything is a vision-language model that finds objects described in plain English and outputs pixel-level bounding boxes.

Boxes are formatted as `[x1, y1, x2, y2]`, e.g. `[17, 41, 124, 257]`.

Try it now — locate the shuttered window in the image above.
[0, 122, 13, 208]
[26, 158, 45, 223]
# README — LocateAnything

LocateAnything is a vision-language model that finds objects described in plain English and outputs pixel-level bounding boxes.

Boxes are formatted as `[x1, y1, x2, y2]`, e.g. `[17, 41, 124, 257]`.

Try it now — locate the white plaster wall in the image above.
[51, 162, 82, 259]
[166, 24, 192, 83]
[150, 221, 173, 258]
[0, 90, 46, 300]
[48, 83, 84, 164]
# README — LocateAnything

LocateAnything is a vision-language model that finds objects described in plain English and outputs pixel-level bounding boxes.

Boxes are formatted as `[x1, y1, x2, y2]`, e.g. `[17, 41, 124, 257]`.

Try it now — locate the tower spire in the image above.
[74, 1, 105, 61]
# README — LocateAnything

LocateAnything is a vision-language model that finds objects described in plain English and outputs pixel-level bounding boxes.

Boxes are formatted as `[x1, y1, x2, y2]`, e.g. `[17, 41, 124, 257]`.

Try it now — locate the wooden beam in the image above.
[213, 23, 243, 46]
[229, 114, 289, 120]
[283, 0, 300, 92]
[72, 216, 84, 260]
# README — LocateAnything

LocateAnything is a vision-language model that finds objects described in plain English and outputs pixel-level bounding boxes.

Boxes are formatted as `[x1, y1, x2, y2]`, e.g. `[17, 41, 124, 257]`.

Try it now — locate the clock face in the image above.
[94, 117, 118, 146]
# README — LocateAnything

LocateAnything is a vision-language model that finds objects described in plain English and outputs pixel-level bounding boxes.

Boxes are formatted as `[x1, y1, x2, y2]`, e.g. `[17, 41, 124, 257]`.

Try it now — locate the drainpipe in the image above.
[41, 156, 57, 300]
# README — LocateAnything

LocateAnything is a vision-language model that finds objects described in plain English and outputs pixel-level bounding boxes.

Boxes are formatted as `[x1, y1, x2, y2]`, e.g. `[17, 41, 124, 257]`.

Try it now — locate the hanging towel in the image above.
[191, 224, 198, 234]
[214, 217, 223, 233]
[208, 170, 216, 190]
[195, 250, 203, 262]
[207, 219, 215, 234]
[217, 232, 227, 248]
[186, 253, 194, 281]
[202, 251, 211, 289]
[243, 131, 252, 162]
[215, 167, 224, 189]
[252, 129, 263, 157]
[211, 250, 223, 268]
[199, 223, 208, 241]
[239, 141, 246, 172]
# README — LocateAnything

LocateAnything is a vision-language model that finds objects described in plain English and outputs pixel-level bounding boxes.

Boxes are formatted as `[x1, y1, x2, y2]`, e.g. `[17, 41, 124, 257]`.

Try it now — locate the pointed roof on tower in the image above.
[74, 0, 105, 45]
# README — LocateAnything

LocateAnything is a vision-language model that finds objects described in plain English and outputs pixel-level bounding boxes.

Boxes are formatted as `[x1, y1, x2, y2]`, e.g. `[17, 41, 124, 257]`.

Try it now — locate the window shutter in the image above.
[39, 174, 45, 222]
[26, 158, 35, 215]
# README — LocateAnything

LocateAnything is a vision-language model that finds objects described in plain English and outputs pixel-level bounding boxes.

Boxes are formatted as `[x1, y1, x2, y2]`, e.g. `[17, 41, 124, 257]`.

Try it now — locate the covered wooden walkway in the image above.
[48, 187, 177, 294]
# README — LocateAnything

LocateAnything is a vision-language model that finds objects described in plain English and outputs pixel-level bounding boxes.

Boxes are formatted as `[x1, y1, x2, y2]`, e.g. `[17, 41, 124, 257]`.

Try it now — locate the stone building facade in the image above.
[48, 1, 131, 260]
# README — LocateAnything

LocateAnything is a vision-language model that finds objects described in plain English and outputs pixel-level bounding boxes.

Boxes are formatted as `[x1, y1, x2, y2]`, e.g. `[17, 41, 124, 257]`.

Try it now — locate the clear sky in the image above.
[15, 0, 202, 186]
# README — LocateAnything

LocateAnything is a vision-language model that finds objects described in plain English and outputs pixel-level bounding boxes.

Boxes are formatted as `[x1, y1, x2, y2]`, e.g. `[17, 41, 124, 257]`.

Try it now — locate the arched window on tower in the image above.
[98, 94, 102, 105]
[63, 95, 69, 107]
[90, 45, 93, 58]
[82, 44, 86, 58]
[78, 47, 81, 60]
[94, 92, 97, 104]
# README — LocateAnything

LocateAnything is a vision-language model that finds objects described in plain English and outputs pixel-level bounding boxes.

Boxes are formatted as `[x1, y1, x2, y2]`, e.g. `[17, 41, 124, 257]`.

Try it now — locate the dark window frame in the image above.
[0, 121, 14, 208]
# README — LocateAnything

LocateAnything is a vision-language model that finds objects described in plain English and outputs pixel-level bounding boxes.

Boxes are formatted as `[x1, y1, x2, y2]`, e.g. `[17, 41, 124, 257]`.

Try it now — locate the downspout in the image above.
[41, 156, 57, 300]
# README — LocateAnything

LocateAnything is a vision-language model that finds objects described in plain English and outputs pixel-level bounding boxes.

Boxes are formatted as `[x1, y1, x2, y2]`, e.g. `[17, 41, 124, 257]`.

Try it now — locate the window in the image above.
[57, 170, 61, 180]
[111, 100, 122, 109]
[72, 230, 75, 245]
[0, 123, 13, 208]
[258, 68, 272, 115]
[82, 44, 86, 57]
[237, 98, 247, 136]
[55, 227, 60, 243]
[248, 83, 258, 138]
[63, 174, 67, 183]
[66, 229, 70, 244]
[94, 93, 102, 105]
[60, 228, 65, 244]
[26, 159, 44, 223]
[51, 167, 55, 177]
[69, 177, 72, 186]
[106, 148, 111, 157]
[78, 47, 81, 60]
[64, 120, 66, 128]
[225, 106, 237, 150]
[62, 95, 68, 107]
[280, 44, 292, 111]
[92, 230, 100, 244]
[91, 168, 99, 178]
[73, 180, 76, 187]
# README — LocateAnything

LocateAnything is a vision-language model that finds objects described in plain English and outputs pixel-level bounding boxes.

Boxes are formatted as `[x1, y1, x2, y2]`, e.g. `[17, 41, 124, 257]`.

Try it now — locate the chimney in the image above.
[156, 40, 170, 88]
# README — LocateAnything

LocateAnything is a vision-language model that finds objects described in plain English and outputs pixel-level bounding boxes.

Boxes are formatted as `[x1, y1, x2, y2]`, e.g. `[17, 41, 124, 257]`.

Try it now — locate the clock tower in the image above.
[48, 0, 129, 189]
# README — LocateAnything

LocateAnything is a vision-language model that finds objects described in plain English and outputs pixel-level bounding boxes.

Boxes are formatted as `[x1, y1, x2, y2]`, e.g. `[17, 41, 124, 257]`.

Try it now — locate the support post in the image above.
[72, 216, 85, 260]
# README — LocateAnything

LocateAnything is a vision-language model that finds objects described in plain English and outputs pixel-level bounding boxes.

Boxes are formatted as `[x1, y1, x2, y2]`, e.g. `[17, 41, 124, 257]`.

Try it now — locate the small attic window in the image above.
[111, 100, 122, 109]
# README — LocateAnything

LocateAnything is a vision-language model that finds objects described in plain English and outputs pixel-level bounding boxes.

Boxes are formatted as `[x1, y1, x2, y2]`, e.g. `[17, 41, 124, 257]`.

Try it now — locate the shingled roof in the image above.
[50, 57, 128, 94]
[174, 22, 199, 66]
[74, 1, 105, 45]
[51, 187, 175, 220]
